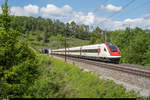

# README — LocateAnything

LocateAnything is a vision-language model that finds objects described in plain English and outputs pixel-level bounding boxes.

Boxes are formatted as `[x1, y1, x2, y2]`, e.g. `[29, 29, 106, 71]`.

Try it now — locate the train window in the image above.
[69, 50, 79, 52]
[109, 46, 117, 52]
[106, 42, 117, 52]
[79, 49, 98, 53]
[82, 50, 86, 52]
[88, 49, 98, 53]
[56, 49, 99, 53]
[104, 48, 106, 52]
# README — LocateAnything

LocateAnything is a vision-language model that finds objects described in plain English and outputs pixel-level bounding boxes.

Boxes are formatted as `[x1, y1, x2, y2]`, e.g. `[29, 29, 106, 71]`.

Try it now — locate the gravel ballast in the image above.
[49, 55, 150, 97]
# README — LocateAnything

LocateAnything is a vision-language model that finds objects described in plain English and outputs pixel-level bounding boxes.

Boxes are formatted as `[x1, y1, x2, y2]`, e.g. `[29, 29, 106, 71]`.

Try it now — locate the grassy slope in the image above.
[27, 33, 90, 50]
[29, 54, 138, 98]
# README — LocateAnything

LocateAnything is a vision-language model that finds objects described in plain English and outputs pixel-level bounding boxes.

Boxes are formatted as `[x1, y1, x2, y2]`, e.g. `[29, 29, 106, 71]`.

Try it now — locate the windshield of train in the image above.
[106, 42, 117, 52]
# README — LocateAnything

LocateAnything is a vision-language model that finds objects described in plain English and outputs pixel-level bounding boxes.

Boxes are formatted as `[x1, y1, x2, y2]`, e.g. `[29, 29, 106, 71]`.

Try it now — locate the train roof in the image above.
[52, 43, 106, 51]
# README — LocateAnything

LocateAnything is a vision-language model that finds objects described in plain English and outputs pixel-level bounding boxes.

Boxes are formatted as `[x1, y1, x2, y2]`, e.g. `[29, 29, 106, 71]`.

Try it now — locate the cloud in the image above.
[100, 4, 122, 12]
[92, 17, 114, 30]
[142, 13, 150, 19]
[11, 7, 25, 16]
[40, 4, 73, 18]
[110, 18, 150, 30]
[24, 4, 39, 15]
[70, 12, 95, 25]
[124, 18, 144, 23]
[87, 17, 150, 30]
[10, 4, 39, 16]
[0, 3, 150, 30]
[0, 7, 2, 13]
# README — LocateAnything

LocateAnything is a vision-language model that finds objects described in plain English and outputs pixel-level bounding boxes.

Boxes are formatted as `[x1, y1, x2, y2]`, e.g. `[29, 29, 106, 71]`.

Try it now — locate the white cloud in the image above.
[92, 17, 113, 30]
[70, 12, 95, 25]
[11, 6, 25, 16]
[10, 4, 39, 16]
[124, 18, 144, 23]
[0, 7, 2, 13]
[109, 18, 150, 30]
[100, 4, 122, 12]
[87, 16, 150, 30]
[142, 13, 150, 19]
[1, 3, 150, 30]
[24, 4, 39, 15]
[40, 4, 73, 18]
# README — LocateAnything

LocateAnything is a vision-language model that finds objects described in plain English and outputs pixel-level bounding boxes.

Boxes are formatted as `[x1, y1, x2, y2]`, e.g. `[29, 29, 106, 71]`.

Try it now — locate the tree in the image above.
[1, 0, 11, 32]
[93, 26, 102, 34]
[89, 33, 102, 44]
[89, 26, 103, 44]
[36, 34, 43, 41]
[43, 32, 49, 43]
[0, 0, 40, 97]
[112, 27, 150, 65]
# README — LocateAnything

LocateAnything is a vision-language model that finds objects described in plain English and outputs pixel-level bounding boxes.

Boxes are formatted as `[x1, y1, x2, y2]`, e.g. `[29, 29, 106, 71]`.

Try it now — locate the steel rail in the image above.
[53, 54, 150, 78]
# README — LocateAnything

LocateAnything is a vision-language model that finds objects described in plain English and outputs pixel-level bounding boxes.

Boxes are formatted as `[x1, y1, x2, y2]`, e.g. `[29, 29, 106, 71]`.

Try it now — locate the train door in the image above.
[103, 47, 107, 57]
[98, 46, 101, 57]
[80, 47, 82, 56]
[101, 45, 107, 57]
[100, 46, 104, 57]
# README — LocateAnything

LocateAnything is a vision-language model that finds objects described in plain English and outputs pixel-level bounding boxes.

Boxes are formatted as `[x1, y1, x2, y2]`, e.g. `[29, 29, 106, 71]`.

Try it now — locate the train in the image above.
[51, 42, 121, 64]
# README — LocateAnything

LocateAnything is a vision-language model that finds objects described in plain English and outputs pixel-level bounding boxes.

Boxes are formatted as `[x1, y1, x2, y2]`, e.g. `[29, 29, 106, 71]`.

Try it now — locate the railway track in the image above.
[52, 54, 150, 78]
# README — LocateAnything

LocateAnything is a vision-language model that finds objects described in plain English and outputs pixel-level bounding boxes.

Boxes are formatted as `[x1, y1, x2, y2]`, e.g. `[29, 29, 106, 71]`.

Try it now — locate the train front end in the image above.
[105, 42, 121, 63]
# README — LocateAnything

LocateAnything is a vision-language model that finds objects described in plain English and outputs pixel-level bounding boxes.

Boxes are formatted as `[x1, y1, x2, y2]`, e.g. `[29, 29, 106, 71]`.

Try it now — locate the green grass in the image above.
[29, 54, 139, 98]
[27, 34, 90, 50]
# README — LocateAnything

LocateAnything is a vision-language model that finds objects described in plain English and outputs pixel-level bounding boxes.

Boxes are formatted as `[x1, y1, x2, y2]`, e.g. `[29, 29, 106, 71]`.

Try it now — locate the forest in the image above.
[0, 0, 150, 98]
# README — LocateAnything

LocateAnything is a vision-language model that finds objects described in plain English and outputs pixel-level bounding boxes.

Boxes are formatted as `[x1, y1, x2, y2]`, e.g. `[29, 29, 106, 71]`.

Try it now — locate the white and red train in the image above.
[51, 42, 121, 63]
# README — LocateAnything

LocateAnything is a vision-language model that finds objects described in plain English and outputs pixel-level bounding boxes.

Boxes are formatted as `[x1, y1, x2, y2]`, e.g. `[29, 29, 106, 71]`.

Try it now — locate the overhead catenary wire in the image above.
[91, 0, 136, 42]
[59, 0, 109, 20]
[120, 0, 150, 18]
[108, 0, 136, 18]
[92, 0, 136, 30]
[93, 0, 109, 13]
[49, 0, 149, 30]
[143, 24, 150, 29]
[104, 0, 150, 30]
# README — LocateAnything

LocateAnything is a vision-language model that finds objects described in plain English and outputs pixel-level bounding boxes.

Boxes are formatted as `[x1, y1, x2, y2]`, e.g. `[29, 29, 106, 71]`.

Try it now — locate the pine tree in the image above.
[0, 0, 40, 97]
[1, 0, 11, 32]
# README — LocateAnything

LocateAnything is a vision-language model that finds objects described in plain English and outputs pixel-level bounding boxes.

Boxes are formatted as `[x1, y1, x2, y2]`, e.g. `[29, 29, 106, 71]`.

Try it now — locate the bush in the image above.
[0, 1, 40, 98]
[0, 29, 40, 98]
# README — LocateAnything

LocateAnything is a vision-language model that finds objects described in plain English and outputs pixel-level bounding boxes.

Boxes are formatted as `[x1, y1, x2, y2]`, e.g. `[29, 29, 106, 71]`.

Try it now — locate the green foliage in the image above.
[0, 30, 40, 98]
[0, 0, 11, 32]
[89, 33, 103, 44]
[112, 27, 150, 66]
[10, 16, 92, 41]
[36, 34, 43, 41]
[28, 54, 138, 98]
[0, 0, 40, 98]
[142, 40, 150, 66]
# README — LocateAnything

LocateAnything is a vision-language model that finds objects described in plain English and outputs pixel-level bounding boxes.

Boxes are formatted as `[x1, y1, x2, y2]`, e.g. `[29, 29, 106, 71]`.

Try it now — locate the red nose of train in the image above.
[110, 51, 120, 56]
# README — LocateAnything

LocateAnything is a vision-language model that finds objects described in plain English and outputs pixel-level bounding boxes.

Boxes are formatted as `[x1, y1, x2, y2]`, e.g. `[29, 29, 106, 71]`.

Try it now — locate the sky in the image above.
[0, 0, 150, 30]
